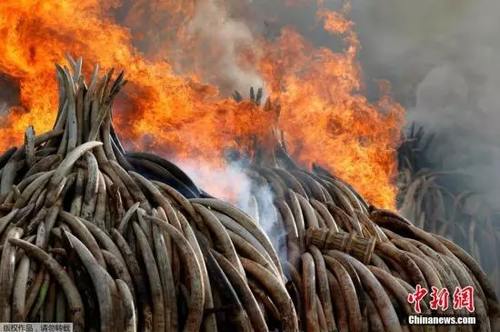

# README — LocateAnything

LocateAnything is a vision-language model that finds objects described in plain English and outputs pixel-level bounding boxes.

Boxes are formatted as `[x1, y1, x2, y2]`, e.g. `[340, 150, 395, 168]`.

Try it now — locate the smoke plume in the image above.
[117, 0, 264, 96]
[174, 159, 287, 262]
[347, 0, 500, 205]
[184, 0, 264, 95]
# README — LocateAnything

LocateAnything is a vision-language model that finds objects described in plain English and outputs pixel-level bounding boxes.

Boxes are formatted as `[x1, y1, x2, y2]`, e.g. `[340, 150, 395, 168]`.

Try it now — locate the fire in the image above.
[0, 0, 404, 209]
[260, 3, 405, 208]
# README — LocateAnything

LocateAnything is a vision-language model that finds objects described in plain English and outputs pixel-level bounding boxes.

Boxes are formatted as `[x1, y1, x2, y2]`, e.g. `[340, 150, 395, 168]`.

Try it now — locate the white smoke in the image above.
[182, 0, 264, 95]
[174, 159, 288, 261]
[0, 102, 8, 115]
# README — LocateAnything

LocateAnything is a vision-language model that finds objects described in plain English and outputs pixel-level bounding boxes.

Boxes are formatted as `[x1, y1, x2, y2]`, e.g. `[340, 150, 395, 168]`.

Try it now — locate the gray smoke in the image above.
[0, 74, 20, 115]
[348, 0, 500, 205]
[345, 0, 500, 294]
[183, 0, 264, 95]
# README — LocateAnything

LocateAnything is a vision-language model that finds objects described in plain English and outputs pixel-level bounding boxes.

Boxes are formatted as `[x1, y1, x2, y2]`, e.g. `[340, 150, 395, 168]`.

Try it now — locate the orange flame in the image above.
[0, 0, 404, 209]
[259, 3, 405, 208]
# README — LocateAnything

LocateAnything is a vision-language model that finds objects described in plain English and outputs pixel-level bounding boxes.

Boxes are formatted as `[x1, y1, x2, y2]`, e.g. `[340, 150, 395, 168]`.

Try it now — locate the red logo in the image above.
[429, 286, 449, 311]
[408, 285, 475, 314]
[453, 286, 475, 313]
[407, 284, 428, 314]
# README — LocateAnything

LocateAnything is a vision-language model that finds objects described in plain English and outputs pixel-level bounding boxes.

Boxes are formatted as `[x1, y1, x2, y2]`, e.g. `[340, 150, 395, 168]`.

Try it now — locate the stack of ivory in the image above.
[397, 123, 500, 296]
[0, 59, 498, 332]
[230, 88, 500, 332]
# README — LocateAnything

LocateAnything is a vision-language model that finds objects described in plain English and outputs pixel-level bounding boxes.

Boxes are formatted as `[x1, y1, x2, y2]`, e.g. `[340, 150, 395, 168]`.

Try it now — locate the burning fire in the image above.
[0, 0, 404, 209]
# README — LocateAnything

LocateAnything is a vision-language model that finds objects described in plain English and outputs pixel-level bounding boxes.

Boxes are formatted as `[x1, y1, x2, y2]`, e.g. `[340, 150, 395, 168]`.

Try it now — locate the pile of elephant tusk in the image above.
[0, 58, 498, 332]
